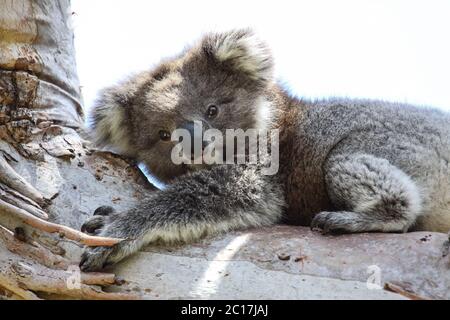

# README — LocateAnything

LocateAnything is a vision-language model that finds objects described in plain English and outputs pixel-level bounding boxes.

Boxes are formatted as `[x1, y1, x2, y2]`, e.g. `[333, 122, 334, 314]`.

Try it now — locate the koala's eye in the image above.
[159, 130, 171, 141]
[206, 105, 218, 119]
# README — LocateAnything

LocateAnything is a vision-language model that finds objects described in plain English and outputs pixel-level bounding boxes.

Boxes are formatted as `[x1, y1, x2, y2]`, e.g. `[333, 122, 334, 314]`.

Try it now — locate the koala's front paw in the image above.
[79, 206, 140, 271]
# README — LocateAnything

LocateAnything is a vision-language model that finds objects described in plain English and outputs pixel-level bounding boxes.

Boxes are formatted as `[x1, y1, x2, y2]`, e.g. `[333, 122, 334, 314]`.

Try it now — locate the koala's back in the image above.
[293, 98, 450, 231]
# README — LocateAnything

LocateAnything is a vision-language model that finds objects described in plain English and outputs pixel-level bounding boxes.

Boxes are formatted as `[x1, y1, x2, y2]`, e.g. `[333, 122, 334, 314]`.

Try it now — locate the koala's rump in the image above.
[282, 99, 450, 231]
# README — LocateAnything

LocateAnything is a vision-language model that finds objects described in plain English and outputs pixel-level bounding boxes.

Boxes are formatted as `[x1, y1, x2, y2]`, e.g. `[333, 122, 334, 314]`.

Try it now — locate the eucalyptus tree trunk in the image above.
[0, 0, 153, 299]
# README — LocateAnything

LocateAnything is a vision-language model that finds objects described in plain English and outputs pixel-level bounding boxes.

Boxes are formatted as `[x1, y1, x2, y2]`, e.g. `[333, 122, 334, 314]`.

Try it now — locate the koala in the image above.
[80, 29, 450, 271]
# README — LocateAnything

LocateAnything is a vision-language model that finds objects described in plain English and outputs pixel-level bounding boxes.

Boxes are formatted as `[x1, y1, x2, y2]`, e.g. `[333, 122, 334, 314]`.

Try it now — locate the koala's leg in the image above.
[79, 165, 285, 271]
[311, 153, 423, 233]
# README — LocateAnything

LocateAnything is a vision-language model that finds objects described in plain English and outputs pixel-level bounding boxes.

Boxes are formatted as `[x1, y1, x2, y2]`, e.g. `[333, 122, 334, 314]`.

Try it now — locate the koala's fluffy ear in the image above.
[89, 78, 139, 156]
[201, 29, 274, 83]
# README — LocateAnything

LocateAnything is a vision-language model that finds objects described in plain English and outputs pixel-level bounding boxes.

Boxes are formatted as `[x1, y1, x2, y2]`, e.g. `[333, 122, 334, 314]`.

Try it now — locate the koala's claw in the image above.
[311, 211, 355, 234]
[80, 240, 135, 272]
[94, 206, 116, 216]
[81, 206, 116, 235]
[79, 246, 114, 272]
[81, 215, 105, 235]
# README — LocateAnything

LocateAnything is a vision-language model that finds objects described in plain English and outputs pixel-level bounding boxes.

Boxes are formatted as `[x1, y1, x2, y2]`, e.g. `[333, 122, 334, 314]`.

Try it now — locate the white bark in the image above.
[0, 0, 154, 299]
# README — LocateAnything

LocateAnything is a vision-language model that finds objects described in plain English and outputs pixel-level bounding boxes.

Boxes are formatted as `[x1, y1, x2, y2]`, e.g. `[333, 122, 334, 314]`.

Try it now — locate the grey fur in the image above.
[80, 29, 450, 271]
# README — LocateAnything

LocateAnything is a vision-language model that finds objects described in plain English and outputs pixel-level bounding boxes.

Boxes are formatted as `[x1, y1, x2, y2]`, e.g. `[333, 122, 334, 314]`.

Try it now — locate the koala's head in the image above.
[90, 29, 274, 182]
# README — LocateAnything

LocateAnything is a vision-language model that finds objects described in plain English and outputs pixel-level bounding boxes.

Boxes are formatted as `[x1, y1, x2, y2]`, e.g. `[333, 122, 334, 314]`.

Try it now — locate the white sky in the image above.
[72, 0, 450, 112]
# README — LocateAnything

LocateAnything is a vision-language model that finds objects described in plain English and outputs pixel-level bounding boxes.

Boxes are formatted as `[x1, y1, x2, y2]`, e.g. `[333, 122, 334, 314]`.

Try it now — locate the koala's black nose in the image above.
[179, 121, 209, 156]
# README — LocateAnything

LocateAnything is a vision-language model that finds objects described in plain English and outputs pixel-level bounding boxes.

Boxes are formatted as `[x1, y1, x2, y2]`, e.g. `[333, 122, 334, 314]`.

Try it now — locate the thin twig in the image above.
[384, 282, 431, 300]
[0, 183, 48, 219]
[0, 155, 45, 206]
[81, 272, 116, 286]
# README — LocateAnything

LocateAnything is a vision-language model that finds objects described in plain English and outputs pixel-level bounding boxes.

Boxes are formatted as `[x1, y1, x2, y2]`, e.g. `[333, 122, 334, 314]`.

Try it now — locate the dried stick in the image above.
[0, 273, 41, 300]
[0, 183, 48, 219]
[11, 261, 138, 299]
[0, 182, 46, 211]
[0, 225, 70, 269]
[384, 282, 431, 300]
[0, 225, 134, 299]
[0, 199, 123, 246]
[80, 272, 116, 286]
[0, 247, 138, 300]
[0, 155, 46, 206]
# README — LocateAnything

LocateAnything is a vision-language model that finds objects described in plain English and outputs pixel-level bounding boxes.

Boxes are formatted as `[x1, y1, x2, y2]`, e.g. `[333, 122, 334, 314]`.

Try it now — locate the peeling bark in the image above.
[0, 0, 154, 299]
